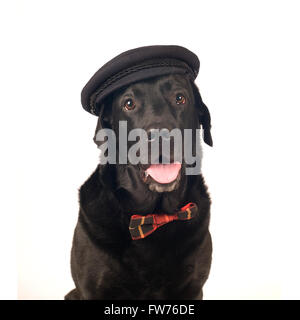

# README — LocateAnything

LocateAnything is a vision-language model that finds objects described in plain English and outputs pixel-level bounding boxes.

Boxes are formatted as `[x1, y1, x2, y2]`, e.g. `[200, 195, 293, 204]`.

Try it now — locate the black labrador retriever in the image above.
[65, 72, 212, 300]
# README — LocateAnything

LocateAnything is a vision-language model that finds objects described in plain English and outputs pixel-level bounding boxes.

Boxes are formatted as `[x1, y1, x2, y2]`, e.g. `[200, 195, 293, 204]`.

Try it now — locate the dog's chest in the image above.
[108, 235, 199, 299]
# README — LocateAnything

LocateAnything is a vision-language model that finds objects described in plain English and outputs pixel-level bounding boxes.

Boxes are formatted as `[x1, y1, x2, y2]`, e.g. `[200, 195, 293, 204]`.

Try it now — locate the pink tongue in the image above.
[146, 163, 181, 184]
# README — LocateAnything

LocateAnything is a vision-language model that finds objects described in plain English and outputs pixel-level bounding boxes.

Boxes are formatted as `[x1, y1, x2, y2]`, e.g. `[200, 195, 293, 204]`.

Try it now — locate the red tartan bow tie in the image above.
[129, 202, 198, 240]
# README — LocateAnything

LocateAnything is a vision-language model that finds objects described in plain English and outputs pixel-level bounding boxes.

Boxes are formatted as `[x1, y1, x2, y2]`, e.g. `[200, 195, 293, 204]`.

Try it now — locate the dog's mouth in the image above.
[145, 163, 181, 184]
[140, 162, 182, 192]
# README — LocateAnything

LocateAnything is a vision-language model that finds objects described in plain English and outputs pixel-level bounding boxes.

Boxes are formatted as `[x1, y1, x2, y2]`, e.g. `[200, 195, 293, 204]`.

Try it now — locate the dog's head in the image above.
[93, 73, 212, 193]
[81, 45, 212, 194]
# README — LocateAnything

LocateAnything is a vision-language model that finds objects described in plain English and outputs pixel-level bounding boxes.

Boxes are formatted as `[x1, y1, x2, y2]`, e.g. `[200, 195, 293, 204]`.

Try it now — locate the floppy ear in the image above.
[93, 96, 113, 147]
[191, 82, 213, 147]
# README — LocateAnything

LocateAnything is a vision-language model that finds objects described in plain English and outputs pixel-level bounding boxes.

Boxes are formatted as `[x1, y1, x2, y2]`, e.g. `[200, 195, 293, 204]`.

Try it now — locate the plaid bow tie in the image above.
[129, 202, 198, 240]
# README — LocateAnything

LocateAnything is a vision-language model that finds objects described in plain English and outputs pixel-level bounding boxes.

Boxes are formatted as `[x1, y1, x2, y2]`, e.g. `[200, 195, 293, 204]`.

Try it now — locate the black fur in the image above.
[66, 74, 212, 300]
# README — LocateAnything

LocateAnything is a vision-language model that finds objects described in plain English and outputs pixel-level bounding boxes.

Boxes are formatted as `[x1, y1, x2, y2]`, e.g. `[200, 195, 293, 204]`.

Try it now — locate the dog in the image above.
[65, 46, 213, 300]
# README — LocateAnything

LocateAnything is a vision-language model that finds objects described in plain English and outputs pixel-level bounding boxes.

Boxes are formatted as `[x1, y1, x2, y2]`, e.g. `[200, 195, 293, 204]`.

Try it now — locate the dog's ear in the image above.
[93, 96, 113, 147]
[191, 82, 213, 147]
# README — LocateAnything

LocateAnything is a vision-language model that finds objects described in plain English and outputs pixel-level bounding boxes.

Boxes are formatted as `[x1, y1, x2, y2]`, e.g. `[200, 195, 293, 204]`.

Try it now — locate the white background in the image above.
[1, 0, 300, 299]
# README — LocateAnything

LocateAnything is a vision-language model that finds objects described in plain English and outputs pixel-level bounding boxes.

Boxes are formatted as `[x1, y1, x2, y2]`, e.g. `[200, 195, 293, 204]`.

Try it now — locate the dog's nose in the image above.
[147, 128, 171, 142]
[146, 127, 180, 164]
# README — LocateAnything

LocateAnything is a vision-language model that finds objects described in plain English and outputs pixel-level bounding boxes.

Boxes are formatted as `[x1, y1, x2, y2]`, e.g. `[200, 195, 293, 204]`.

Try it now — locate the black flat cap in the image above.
[81, 45, 200, 115]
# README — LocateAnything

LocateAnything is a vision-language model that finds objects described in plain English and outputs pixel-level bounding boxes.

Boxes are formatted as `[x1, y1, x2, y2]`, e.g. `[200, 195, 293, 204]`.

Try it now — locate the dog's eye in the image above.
[123, 98, 136, 111]
[175, 94, 186, 105]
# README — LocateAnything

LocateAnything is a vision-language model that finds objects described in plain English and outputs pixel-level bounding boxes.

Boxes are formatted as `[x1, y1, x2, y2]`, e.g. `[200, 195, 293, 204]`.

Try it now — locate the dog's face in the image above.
[95, 74, 210, 193]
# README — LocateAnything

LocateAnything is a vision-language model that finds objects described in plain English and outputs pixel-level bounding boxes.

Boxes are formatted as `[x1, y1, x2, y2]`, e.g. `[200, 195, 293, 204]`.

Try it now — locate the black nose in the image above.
[146, 128, 178, 164]
[147, 128, 171, 142]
